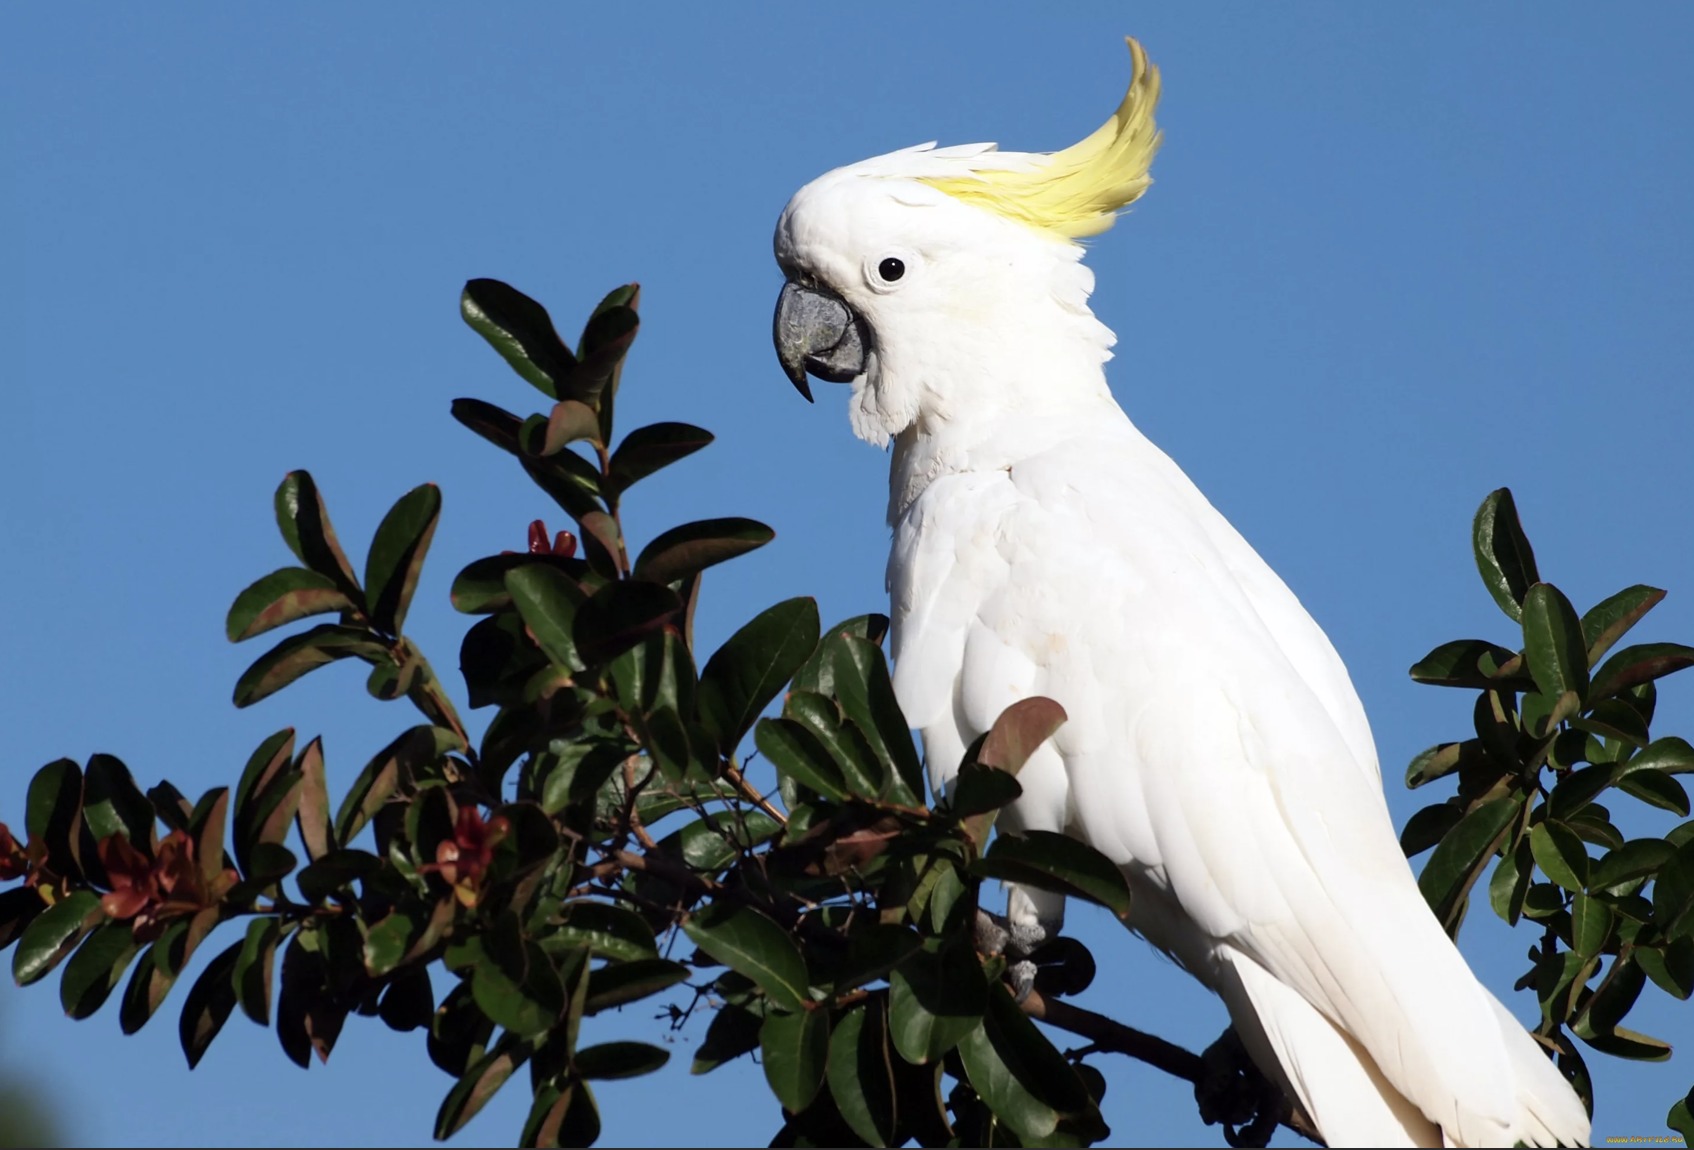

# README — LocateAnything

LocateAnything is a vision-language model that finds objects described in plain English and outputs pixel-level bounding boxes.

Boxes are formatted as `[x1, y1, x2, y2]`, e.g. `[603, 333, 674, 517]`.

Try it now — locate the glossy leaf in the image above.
[1472, 488, 1539, 622]
[13, 890, 102, 986]
[582, 958, 689, 1014]
[233, 624, 390, 707]
[1591, 839, 1675, 892]
[760, 1007, 830, 1114]
[631, 517, 774, 587]
[225, 568, 353, 643]
[1408, 640, 1528, 689]
[755, 718, 849, 803]
[550, 902, 657, 963]
[179, 940, 242, 1069]
[1638, 938, 1694, 1001]
[234, 917, 281, 1025]
[334, 725, 459, 845]
[1523, 583, 1589, 705]
[60, 920, 139, 1019]
[692, 1003, 764, 1075]
[1591, 643, 1694, 701]
[450, 397, 523, 456]
[505, 564, 586, 670]
[573, 1041, 670, 1080]
[828, 999, 896, 1147]
[1530, 821, 1591, 892]
[959, 983, 1101, 1145]
[1569, 890, 1613, 958]
[973, 830, 1132, 920]
[444, 926, 563, 1040]
[82, 754, 155, 847]
[888, 942, 986, 1065]
[682, 903, 809, 1012]
[273, 471, 363, 609]
[1617, 770, 1692, 816]
[1401, 801, 1463, 857]
[26, 757, 83, 879]
[1417, 795, 1520, 928]
[434, 1032, 529, 1140]
[1581, 585, 1666, 668]
[697, 597, 820, 757]
[451, 554, 581, 615]
[364, 483, 441, 635]
[607, 421, 713, 497]
[460, 278, 575, 399]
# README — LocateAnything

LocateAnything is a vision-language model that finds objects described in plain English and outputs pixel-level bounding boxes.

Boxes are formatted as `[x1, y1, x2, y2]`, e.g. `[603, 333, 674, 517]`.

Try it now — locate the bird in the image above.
[769, 36, 1590, 1149]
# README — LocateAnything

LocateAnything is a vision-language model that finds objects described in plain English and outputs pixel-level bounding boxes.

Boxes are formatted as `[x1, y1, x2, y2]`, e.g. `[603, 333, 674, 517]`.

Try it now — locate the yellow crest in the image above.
[923, 37, 1162, 240]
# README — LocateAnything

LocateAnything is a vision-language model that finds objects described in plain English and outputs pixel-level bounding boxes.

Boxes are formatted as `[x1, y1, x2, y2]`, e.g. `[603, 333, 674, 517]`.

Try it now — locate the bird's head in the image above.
[772, 37, 1162, 447]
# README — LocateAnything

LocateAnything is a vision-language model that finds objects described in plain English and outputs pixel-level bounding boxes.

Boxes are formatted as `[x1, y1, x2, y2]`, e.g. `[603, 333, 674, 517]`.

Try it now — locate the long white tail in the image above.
[1216, 948, 1590, 1148]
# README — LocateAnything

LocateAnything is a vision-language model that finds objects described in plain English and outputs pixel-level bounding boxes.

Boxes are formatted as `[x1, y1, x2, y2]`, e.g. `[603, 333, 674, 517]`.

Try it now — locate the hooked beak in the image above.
[773, 281, 869, 402]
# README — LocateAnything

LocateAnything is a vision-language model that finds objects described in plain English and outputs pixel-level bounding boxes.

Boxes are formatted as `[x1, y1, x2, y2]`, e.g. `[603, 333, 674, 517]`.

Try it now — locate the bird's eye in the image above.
[878, 257, 905, 283]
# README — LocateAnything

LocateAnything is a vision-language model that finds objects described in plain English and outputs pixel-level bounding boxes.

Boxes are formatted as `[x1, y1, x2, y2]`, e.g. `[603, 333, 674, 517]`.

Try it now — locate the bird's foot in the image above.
[973, 908, 1048, 1001]
[1195, 1028, 1289, 1149]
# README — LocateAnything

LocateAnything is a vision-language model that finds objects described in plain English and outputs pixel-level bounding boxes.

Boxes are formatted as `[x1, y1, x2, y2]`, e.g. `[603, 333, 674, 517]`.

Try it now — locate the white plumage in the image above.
[770, 41, 1589, 1148]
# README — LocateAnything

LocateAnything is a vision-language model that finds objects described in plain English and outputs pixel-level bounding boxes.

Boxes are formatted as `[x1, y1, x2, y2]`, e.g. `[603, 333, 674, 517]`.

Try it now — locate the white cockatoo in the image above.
[771, 37, 1590, 1149]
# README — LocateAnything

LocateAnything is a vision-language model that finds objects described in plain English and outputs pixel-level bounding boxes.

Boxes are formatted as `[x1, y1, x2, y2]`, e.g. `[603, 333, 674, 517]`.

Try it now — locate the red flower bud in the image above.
[528, 519, 551, 554]
[552, 531, 577, 559]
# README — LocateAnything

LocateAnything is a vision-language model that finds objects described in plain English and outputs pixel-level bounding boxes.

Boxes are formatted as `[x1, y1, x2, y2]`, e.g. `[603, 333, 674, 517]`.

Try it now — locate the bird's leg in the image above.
[975, 883, 1065, 1001]
[1194, 1028, 1293, 1149]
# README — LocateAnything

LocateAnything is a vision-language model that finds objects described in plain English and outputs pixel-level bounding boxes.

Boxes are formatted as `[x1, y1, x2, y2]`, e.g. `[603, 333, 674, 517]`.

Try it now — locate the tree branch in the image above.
[1018, 989, 1323, 1147]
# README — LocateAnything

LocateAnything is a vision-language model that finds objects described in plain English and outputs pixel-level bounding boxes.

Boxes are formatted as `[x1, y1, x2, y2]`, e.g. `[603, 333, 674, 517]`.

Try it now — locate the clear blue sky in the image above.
[3, 6, 1692, 1147]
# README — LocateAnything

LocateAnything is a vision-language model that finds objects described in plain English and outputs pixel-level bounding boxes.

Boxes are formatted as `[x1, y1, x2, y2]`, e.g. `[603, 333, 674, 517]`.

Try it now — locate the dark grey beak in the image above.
[773, 281, 869, 402]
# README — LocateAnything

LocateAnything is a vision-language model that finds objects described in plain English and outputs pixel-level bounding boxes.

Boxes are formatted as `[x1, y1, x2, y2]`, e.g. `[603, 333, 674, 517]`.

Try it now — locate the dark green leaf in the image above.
[434, 1032, 529, 1141]
[1472, 488, 1540, 623]
[1569, 699, 1651, 748]
[1617, 770, 1691, 817]
[1488, 838, 1533, 926]
[364, 483, 441, 635]
[573, 581, 681, 665]
[273, 471, 364, 610]
[334, 725, 459, 845]
[1592, 643, 1694, 701]
[755, 718, 849, 803]
[571, 293, 638, 413]
[692, 1002, 764, 1075]
[582, 957, 689, 1014]
[1592, 839, 1675, 892]
[506, 564, 586, 671]
[363, 911, 417, 978]
[233, 624, 390, 707]
[179, 939, 242, 1069]
[1417, 795, 1520, 927]
[82, 753, 155, 847]
[452, 554, 584, 615]
[1580, 955, 1644, 1037]
[1669, 1087, 1694, 1141]
[607, 421, 713, 497]
[1530, 821, 1591, 892]
[761, 1007, 830, 1113]
[682, 903, 810, 1012]
[1569, 890, 1613, 958]
[697, 597, 820, 757]
[888, 942, 986, 1065]
[1582, 585, 1666, 669]
[950, 763, 1025, 820]
[1522, 583, 1589, 703]
[1408, 640, 1529, 689]
[444, 921, 563, 1040]
[26, 757, 83, 880]
[234, 917, 281, 1025]
[1578, 1024, 1671, 1061]
[960, 982, 1102, 1145]
[974, 830, 1132, 920]
[0, 887, 46, 953]
[573, 1040, 670, 1080]
[13, 890, 102, 986]
[460, 278, 575, 399]
[1622, 737, 1694, 777]
[380, 965, 436, 1033]
[550, 902, 657, 963]
[632, 517, 774, 586]
[828, 999, 896, 1147]
[451, 396, 523, 456]
[59, 920, 138, 1019]
[1638, 937, 1694, 1000]
[522, 1078, 601, 1149]
[786, 692, 884, 799]
[1401, 801, 1463, 857]
[225, 568, 354, 643]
